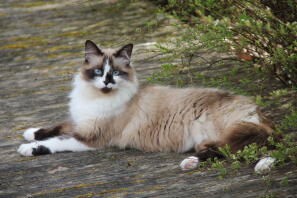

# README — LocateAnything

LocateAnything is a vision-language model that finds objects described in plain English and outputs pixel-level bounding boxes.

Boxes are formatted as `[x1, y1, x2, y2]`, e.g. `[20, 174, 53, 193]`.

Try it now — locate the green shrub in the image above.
[153, 0, 297, 87]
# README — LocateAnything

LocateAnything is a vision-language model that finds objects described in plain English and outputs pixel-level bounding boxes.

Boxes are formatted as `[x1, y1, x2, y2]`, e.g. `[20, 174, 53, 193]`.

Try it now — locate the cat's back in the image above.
[137, 85, 239, 109]
[134, 85, 256, 124]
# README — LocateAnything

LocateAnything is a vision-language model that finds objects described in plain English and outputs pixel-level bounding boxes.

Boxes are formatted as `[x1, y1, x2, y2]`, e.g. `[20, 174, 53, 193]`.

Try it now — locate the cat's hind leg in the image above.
[194, 140, 225, 160]
[23, 121, 72, 141]
[193, 122, 273, 160]
[18, 136, 94, 156]
[180, 122, 276, 171]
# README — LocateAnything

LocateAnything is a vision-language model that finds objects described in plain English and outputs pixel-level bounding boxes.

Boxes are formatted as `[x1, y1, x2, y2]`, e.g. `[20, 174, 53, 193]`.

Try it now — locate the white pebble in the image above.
[180, 156, 199, 171]
[254, 157, 276, 174]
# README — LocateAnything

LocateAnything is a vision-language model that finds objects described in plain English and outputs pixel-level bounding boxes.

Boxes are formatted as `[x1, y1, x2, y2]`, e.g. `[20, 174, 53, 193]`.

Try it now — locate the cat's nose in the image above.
[103, 74, 115, 85]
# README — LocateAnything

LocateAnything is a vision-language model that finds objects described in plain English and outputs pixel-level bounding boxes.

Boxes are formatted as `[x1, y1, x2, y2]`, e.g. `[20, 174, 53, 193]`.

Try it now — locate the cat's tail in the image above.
[222, 122, 274, 152]
[195, 121, 277, 161]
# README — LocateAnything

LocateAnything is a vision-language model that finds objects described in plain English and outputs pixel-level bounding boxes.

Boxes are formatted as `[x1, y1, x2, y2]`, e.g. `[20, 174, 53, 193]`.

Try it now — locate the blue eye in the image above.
[112, 70, 120, 76]
[94, 69, 102, 75]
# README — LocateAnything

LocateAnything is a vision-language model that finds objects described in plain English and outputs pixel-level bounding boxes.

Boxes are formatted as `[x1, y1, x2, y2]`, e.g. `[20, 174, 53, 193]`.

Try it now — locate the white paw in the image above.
[17, 142, 38, 156]
[254, 157, 276, 174]
[23, 128, 40, 141]
[180, 156, 200, 171]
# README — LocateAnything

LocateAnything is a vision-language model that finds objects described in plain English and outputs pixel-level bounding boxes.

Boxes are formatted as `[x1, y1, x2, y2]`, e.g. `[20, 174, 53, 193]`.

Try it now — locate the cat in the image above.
[17, 40, 276, 172]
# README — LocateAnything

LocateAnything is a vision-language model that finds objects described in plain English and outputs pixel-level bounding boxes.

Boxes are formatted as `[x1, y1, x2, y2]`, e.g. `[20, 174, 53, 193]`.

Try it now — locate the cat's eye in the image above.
[112, 70, 120, 76]
[94, 69, 102, 75]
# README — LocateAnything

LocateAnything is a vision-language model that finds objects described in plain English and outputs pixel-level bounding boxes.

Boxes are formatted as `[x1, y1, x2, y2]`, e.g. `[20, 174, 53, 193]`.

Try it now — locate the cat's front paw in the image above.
[17, 143, 51, 156]
[18, 143, 38, 156]
[23, 128, 40, 141]
[180, 156, 200, 171]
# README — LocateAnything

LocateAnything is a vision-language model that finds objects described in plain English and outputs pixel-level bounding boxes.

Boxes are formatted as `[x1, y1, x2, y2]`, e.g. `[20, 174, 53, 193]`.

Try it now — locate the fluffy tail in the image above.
[223, 122, 273, 152]
[196, 122, 275, 160]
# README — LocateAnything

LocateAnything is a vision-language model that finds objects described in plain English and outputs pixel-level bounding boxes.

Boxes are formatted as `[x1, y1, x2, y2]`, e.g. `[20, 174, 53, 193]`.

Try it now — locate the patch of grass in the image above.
[280, 177, 289, 187]
[277, 110, 297, 131]
[260, 175, 277, 198]
[269, 135, 297, 165]
[255, 95, 269, 107]
[210, 159, 227, 179]
[192, 129, 297, 179]
[147, 63, 186, 87]
[269, 89, 290, 98]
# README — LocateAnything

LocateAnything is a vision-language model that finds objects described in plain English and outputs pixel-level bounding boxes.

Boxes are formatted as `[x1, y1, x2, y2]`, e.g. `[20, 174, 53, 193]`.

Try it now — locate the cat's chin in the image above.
[101, 87, 113, 94]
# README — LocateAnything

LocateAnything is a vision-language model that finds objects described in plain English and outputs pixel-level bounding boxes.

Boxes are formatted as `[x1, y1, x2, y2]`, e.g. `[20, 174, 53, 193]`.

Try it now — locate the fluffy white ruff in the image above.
[254, 157, 276, 174]
[23, 128, 40, 141]
[180, 156, 200, 171]
[18, 137, 94, 156]
[69, 74, 138, 124]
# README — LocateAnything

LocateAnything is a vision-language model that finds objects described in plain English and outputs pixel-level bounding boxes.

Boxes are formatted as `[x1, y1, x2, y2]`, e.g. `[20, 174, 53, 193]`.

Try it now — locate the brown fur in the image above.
[223, 122, 272, 151]
[70, 87, 274, 154]
[34, 122, 72, 140]
[37, 85, 274, 156]
[195, 140, 225, 160]
[35, 41, 275, 160]
[194, 122, 274, 160]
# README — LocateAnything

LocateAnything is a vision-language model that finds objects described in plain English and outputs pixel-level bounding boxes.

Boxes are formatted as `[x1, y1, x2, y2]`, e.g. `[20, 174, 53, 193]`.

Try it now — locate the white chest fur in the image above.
[69, 74, 137, 125]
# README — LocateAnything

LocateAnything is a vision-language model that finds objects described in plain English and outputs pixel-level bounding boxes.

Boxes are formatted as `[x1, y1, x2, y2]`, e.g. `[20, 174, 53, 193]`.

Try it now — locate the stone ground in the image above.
[0, 0, 296, 197]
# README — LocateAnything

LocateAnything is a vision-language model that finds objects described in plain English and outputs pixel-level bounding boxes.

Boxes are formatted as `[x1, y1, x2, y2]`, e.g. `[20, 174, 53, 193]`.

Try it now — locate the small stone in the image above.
[254, 157, 276, 174]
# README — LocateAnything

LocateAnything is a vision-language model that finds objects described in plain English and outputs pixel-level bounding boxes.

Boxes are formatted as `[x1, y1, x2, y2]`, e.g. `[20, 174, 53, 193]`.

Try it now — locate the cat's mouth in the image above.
[101, 87, 112, 93]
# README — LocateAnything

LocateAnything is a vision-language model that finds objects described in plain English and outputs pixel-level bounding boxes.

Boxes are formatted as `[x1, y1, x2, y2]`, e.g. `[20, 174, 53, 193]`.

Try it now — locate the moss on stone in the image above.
[12, 2, 51, 8]
[55, 31, 91, 37]
[15, 156, 38, 162]
[96, 188, 128, 196]
[132, 179, 145, 184]
[47, 45, 73, 53]
[20, 56, 38, 61]
[134, 186, 166, 194]
[46, 51, 81, 58]
[75, 192, 95, 198]
[32, 181, 107, 196]
[0, 38, 48, 50]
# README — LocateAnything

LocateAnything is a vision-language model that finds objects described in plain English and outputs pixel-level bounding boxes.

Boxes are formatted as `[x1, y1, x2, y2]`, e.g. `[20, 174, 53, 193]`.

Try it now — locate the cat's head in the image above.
[80, 40, 137, 94]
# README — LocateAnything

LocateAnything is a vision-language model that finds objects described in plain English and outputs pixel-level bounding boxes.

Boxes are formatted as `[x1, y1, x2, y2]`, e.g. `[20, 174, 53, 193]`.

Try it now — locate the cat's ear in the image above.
[115, 44, 133, 60]
[85, 40, 103, 61]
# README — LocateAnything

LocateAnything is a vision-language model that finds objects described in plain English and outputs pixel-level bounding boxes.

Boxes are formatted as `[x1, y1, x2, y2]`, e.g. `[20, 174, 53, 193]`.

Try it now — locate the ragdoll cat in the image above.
[17, 40, 276, 172]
